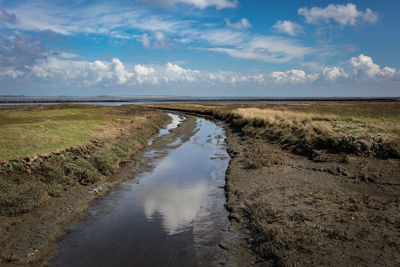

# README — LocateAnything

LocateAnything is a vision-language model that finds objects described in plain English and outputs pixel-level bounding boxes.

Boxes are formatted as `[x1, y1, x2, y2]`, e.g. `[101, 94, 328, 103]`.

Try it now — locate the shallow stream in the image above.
[49, 114, 232, 266]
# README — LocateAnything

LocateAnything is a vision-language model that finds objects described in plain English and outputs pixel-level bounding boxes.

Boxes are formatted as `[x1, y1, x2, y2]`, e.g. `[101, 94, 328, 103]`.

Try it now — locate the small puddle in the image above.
[147, 113, 185, 146]
[49, 116, 233, 266]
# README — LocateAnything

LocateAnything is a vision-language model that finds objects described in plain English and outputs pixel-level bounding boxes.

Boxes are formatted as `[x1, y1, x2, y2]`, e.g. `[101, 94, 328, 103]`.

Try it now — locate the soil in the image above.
[0, 115, 197, 265]
[223, 128, 400, 266]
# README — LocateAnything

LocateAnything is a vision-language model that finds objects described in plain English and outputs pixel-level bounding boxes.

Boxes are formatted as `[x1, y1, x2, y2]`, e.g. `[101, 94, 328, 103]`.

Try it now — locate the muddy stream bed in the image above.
[48, 113, 236, 266]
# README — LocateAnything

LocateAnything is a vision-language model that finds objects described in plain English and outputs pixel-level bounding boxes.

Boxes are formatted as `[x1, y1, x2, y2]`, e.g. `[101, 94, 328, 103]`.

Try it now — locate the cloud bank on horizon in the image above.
[0, 0, 399, 96]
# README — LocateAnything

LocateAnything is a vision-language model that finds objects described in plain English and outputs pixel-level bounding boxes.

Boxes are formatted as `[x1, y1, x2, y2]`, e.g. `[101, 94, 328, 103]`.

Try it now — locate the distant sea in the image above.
[0, 96, 399, 106]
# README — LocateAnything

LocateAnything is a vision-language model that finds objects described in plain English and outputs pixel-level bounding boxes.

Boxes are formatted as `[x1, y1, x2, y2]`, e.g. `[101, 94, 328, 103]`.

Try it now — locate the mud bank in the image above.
[0, 112, 195, 264]
[224, 126, 400, 266]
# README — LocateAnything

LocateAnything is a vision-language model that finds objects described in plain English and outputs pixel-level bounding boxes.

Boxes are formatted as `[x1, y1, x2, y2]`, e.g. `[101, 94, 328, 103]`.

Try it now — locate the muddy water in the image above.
[49, 115, 233, 266]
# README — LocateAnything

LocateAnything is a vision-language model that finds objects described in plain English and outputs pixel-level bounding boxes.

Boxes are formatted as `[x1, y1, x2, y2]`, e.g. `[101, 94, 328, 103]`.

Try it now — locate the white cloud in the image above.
[139, 32, 171, 49]
[225, 18, 251, 30]
[0, 68, 23, 79]
[208, 36, 313, 63]
[272, 20, 304, 36]
[7, 2, 189, 36]
[134, 64, 155, 76]
[298, 3, 378, 26]
[269, 69, 319, 85]
[349, 54, 397, 79]
[5, 52, 398, 90]
[139, 33, 151, 48]
[112, 58, 134, 84]
[323, 66, 348, 81]
[151, 0, 238, 9]
[57, 52, 79, 59]
[134, 64, 156, 84]
[322, 54, 399, 82]
[2, 1, 323, 66]
[195, 28, 246, 46]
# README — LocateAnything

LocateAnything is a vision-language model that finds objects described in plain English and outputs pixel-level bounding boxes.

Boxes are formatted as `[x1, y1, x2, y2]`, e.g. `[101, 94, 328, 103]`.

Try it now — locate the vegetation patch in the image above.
[0, 104, 169, 216]
[153, 103, 400, 158]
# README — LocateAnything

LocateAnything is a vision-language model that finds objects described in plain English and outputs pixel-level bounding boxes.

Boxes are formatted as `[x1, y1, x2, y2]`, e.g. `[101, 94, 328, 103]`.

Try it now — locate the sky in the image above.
[0, 0, 399, 97]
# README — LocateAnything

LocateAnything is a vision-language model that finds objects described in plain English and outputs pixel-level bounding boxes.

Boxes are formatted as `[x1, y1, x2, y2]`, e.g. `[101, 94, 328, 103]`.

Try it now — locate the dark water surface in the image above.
[49, 115, 231, 266]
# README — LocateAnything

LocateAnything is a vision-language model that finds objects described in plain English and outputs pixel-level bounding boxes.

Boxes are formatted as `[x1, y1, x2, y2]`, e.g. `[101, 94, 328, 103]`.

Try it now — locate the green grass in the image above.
[0, 104, 170, 216]
[0, 106, 117, 160]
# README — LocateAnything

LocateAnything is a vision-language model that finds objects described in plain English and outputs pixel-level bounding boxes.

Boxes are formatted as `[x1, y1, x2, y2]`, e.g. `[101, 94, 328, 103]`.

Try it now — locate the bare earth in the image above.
[224, 128, 400, 266]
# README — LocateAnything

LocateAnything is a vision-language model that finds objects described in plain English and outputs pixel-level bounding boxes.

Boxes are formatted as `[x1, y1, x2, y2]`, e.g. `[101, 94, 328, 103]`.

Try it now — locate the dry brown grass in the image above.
[234, 107, 336, 124]
[152, 103, 400, 158]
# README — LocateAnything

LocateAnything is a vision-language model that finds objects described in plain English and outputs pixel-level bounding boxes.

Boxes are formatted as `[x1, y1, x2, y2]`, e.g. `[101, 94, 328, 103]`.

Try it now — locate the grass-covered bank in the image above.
[0, 104, 169, 216]
[152, 103, 400, 159]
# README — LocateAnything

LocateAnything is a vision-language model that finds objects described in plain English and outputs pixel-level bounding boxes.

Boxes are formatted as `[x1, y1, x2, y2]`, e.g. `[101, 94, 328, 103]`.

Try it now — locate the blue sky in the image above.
[0, 0, 399, 96]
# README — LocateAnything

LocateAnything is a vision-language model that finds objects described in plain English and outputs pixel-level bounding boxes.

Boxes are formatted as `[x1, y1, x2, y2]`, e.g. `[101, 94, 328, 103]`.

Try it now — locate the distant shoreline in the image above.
[0, 96, 399, 104]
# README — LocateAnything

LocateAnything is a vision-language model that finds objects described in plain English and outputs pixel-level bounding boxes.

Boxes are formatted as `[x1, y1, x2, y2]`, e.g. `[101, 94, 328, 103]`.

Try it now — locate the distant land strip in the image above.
[0, 96, 399, 104]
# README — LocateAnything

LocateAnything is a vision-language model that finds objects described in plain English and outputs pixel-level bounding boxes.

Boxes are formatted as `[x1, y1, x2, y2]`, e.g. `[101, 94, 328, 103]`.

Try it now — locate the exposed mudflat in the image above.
[224, 129, 400, 266]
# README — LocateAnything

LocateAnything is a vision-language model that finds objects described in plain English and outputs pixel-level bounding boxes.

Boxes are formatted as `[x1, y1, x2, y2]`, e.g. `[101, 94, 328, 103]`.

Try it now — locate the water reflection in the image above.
[50, 117, 230, 266]
[143, 180, 208, 235]
[147, 113, 185, 145]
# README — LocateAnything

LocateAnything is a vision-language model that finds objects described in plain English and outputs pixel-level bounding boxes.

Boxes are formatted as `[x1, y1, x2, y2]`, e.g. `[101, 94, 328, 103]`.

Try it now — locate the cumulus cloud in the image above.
[2, 49, 398, 90]
[272, 20, 304, 36]
[134, 64, 156, 84]
[349, 54, 397, 79]
[269, 69, 319, 85]
[322, 54, 399, 82]
[225, 18, 251, 30]
[112, 58, 134, 84]
[323, 66, 348, 81]
[298, 3, 378, 26]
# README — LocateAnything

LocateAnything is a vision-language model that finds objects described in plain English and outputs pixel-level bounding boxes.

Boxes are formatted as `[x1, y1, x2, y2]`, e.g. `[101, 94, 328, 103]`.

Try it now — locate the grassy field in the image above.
[0, 104, 169, 215]
[153, 102, 400, 158]
[0, 105, 132, 160]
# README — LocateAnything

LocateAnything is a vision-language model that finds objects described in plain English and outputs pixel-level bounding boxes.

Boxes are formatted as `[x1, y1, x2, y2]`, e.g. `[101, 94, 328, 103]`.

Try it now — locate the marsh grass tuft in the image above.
[0, 179, 45, 216]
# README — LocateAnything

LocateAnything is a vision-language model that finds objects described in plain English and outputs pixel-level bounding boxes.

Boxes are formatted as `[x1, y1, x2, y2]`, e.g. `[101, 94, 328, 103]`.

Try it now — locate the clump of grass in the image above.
[0, 180, 45, 216]
[6, 161, 26, 173]
[39, 161, 69, 185]
[64, 158, 99, 185]
[45, 181, 64, 198]
[91, 147, 119, 176]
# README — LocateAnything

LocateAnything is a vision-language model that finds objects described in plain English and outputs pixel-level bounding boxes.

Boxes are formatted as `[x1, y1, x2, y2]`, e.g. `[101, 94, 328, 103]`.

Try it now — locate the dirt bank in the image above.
[0, 110, 196, 264]
[223, 125, 400, 266]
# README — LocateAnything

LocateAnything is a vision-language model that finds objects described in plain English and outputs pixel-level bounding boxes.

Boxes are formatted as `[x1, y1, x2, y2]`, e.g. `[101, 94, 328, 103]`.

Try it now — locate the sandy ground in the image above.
[223, 128, 400, 266]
